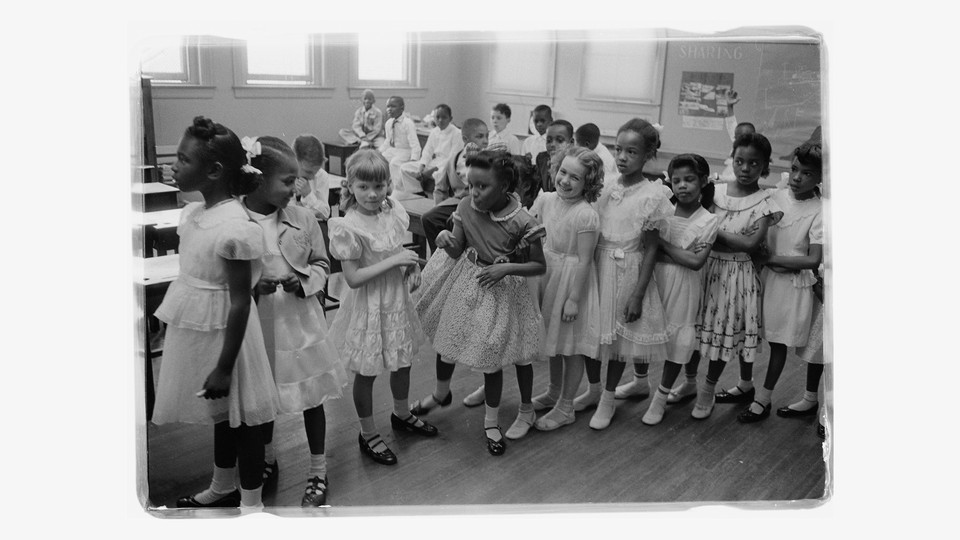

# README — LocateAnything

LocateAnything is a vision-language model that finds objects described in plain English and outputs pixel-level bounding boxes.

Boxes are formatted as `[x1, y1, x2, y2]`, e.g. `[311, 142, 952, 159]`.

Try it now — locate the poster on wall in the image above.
[678, 71, 735, 131]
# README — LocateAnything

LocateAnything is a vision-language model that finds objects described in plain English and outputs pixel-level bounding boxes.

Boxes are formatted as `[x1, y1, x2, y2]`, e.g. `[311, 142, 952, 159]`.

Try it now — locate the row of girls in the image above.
[149, 114, 823, 512]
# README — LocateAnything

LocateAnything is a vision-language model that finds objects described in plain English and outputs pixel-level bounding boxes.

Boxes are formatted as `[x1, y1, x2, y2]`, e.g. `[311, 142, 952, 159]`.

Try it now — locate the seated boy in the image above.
[520, 104, 552, 159]
[575, 122, 618, 176]
[339, 89, 384, 148]
[422, 118, 489, 252]
[536, 119, 574, 192]
[378, 96, 422, 190]
[400, 104, 463, 195]
[488, 103, 521, 155]
[292, 134, 333, 220]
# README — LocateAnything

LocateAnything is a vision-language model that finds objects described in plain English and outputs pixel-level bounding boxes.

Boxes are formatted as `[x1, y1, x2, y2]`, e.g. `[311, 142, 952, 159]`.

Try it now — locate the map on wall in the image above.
[753, 43, 821, 162]
[678, 71, 735, 131]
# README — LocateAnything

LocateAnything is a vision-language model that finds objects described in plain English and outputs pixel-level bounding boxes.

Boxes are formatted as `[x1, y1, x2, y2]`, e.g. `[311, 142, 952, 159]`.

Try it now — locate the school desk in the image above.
[135, 254, 180, 420]
[397, 195, 434, 259]
[136, 208, 182, 257]
[323, 142, 360, 176]
[133, 182, 180, 212]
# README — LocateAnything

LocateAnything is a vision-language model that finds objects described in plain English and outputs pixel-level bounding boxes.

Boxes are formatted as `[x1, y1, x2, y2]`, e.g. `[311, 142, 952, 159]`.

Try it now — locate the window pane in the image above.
[358, 32, 405, 81]
[246, 35, 309, 77]
[582, 30, 660, 101]
[140, 37, 184, 77]
[491, 31, 553, 95]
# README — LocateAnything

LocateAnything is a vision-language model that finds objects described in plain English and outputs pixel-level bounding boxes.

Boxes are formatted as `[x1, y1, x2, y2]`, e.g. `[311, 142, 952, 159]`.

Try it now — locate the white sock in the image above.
[192, 465, 237, 504]
[574, 382, 602, 411]
[308, 454, 327, 480]
[642, 386, 670, 425]
[264, 442, 276, 464]
[393, 398, 410, 418]
[788, 390, 819, 411]
[589, 390, 617, 429]
[755, 386, 773, 406]
[239, 486, 263, 512]
[738, 378, 754, 392]
[696, 379, 718, 410]
[484, 405, 501, 441]
[518, 402, 534, 415]
[359, 416, 377, 439]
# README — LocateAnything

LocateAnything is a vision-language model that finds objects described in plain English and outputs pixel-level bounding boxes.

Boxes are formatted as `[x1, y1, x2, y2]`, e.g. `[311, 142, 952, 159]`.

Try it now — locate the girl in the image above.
[527, 146, 603, 431]
[574, 118, 672, 430]
[292, 134, 332, 220]
[788, 264, 828, 439]
[327, 149, 437, 466]
[641, 154, 720, 425]
[414, 151, 546, 454]
[152, 116, 278, 513]
[241, 136, 348, 506]
[691, 132, 783, 419]
[738, 142, 823, 423]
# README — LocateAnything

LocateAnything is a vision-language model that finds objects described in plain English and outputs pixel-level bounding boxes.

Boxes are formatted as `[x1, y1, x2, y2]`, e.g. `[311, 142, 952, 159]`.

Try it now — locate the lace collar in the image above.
[470, 192, 523, 222]
[608, 177, 651, 203]
[714, 183, 773, 212]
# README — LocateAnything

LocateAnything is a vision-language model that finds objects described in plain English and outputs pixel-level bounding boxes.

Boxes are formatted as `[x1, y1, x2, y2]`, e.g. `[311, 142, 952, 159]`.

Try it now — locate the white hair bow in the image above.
[240, 136, 262, 164]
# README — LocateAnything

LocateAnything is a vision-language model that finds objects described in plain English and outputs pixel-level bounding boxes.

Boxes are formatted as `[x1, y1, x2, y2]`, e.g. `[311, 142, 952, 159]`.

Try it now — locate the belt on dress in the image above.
[709, 251, 752, 262]
[179, 273, 229, 290]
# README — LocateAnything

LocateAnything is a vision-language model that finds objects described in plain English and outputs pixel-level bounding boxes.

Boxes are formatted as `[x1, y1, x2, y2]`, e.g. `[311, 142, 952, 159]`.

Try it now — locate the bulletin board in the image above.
[658, 38, 822, 166]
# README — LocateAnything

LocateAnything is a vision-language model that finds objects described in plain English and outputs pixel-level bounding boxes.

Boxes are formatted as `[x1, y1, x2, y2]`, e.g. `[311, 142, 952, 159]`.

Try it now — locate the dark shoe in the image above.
[817, 422, 826, 439]
[485, 426, 506, 456]
[390, 413, 439, 437]
[176, 489, 240, 508]
[262, 460, 279, 489]
[736, 401, 771, 424]
[715, 386, 755, 404]
[358, 433, 397, 466]
[301, 476, 329, 507]
[776, 404, 819, 418]
[410, 392, 452, 416]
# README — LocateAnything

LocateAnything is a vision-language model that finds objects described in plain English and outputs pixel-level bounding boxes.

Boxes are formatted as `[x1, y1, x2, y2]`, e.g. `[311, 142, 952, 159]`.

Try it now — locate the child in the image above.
[378, 96, 422, 190]
[422, 118, 489, 253]
[716, 122, 756, 183]
[339, 89, 384, 148]
[292, 134, 332, 220]
[489, 103, 522, 155]
[641, 154, 720, 425]
[413, 151, 546, 454]
[786, 264, 827, 439]
[691, 133, 783, 419]
[520, 105, 553, 159]
[400, 104, 463, 195]
[152, 116, 279, 512]
[327, 149, 437, 466]
[536, 120, 575, 193]
[575, 122, 618, 176]
[241, 136, 348, 506]
[737, 142, 823, 423]
[574, 118, 672, 429]
[527, 147, 604, 431]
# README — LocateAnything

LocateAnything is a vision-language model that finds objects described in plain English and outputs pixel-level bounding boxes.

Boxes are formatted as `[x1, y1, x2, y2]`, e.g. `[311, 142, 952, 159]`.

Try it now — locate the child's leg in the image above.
[260, 421, 278, 485]
[614, 361, 651, 399]
[536, 355, 583, 431]
[354, 373, 397, 464]
[301, 405, 329, 506]
[236, 422, 265, 511]
[780, 362, 824, 415]
[303, 405, 326, 457]
[716, 353, 755, 403]
[643, 361, 683, 425]
[692, 359, 726, 419]
[411, 354, 456, 414]
[178, 421, 240, 506]
[668, 351, 700, 403]
[532, 356, 563, 410]
[590, 360, 626, 430]
[483, 370, 506, 454]
[739, 344, 787, 420]
[574, 357, 603, 411]
[506, 364, 535, 439]
[389, 366, 437, 435]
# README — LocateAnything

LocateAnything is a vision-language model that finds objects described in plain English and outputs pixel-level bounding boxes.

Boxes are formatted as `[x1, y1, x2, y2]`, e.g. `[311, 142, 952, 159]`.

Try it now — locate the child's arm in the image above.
[562, 230, 601, 321]
[284, 218, 331, 298]
[476, 237, 546, 288]
[436, 217, 467, 259]
[352, 107, 365, 138]
[659, 240, 714, 270]
[624, 229, 661, 323]
[715, 216, 774, 253]
[757, 243, 823, 271]
[297, 177, 332, 220]
[202, 258, 254, 399]
[340, 249, 422, 289]
[407, 119, 422, 161]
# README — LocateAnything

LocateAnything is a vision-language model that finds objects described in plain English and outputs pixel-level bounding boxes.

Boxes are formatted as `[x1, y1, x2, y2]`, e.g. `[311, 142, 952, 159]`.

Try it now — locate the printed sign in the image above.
[679, 71, 735, 131]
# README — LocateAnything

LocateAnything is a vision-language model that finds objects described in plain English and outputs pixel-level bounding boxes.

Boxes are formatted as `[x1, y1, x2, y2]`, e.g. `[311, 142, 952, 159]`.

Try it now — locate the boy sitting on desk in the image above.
[520, 104, 552, 160]
[421, 118, 489, 253]
[339, 89, 384, 148]
[489, 103, 521, 155]
[400, 104, 463, 196]
[379, 95, 422, 190]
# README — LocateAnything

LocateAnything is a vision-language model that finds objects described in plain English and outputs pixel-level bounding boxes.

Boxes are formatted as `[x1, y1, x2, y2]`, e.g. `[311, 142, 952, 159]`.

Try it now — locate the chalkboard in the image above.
[658, 37, 822, 167]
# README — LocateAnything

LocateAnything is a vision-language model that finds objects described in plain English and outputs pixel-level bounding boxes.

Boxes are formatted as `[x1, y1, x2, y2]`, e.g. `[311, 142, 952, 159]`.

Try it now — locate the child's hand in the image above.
[692, 242, 710, 254]
[391, 249, 424, 269]
[435, 230, 457, 249]
[279, 273, 302, 295]
[405, 266, 422, 292]
[476, 264, 510, 288]
[201, 367, 232, 400]
[623, 293, 643, 323]
[562, 299, 579, 322]
[741, 221, 761, 236]
[295, 177, 312, 197]
[255, 277, 279, 295]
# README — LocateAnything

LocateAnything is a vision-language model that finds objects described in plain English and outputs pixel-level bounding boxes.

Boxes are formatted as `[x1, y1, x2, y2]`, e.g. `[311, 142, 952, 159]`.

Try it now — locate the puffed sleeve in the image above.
[327, 218, 362, 261]
[529, 190, 546, 219]
[390, 197, 410, 231]
[758, 192, 784, 227]
[576, 205, 600, 234]
[215, 221, 264, 260]
[641, 190, 675, 231]
[518, 209, 546, 245]
[808, 206, 824, 245]
[701, 214, 721, 245]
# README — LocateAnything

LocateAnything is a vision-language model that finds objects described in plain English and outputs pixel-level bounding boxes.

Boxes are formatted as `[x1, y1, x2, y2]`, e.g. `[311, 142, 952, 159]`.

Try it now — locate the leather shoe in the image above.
[390, 413, 439, 437]
[410, 392, 452, 416]
[301, 476, 329, 507]
[776, 404, 819, 418]
[817, 422, 826, 439]
[176, 489, 240, 508]
[715, 386, 755, 404]
[358, 433, 397, 466]
[262, 460, 279, 489]
[736, 401, 771, 423]
[485, 426, 506, 456]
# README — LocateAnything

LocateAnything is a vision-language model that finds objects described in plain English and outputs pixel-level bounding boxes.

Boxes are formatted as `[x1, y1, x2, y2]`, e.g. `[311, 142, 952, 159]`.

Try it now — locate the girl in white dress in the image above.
[152, 116, 279, 513]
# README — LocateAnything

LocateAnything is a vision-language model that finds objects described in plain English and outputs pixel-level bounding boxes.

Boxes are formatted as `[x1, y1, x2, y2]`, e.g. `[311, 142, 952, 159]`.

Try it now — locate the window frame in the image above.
[232, 34, 333, 99]
[139, 36, 215, 99]
[347, 32, 425, 100]
[486, 31, 557, 101]
[576, 30, 667, 111]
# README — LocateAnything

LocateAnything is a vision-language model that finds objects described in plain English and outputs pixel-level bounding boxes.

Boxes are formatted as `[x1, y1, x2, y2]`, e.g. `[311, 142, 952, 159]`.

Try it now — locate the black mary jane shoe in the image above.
[390, 413, 439, 437]
[736, 401, 772, 424]
[358, 433, 398, 466]
[410, 392, 452, 416]
[715, 386, 756, 404]
[301, 476, 329, 507]
[485, 426, 506, 456]
[176, 489, 241, 508]
[776, 404, 819, 418]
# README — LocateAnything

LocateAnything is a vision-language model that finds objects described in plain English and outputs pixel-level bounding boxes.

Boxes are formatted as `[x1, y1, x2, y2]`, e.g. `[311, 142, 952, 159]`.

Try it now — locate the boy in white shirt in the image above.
[400, 104, 463, 195]
[292, 134, 332, 220]
[489, 103, 521, 155]
[339, 89, 384, 148]
[574, 122, 618, 176]
[520, 104, 552, 159]
[378, 96, 422, 190]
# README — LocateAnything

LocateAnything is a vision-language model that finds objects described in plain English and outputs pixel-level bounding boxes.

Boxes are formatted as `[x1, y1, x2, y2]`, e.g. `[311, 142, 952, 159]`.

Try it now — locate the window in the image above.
[139, 36, 202, 85]
[349, 33, 422, 96]
[232, 35, 330, 98]
[489, 31, 556, 97]
[579, 29, 665, 105]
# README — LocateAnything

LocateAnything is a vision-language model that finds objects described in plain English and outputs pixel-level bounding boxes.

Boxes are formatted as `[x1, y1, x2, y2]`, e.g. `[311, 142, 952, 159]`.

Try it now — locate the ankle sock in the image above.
[484, 405, 502, 441]
[738, 378, 754, 392]
[263, 442, 276, 465]
[755, 386, 772, 406]
[788, 390, 819, 411]
[642, 386, 670, 425]
[696, 379, 718, 409]
[435, 378, 452, 400]
[192, 465, 237, 504]
[574, 382, 602, 410]
[308, 454, 327, 480]
[239, 486, 263, 509]
[359, 416, 377, 438]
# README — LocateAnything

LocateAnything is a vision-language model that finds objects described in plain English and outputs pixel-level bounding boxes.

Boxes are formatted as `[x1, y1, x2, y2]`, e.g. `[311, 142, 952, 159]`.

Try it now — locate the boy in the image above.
[378, 96, 422, 190]
[717, 122, 756, 182]
[292, 134, 332, 220]
[488, 103, 521, 155]
[536, 119, 574, 192]
[423, 118, 489, 253]
[400, 104, 463, 195]
[575, 123, 618, 176]
[339, 89, 384, 148]
[520, 105, 552, 159]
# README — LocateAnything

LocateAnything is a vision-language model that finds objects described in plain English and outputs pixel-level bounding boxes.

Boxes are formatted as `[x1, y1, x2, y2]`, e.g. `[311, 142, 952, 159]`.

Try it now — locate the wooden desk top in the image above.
[135, 254, 179, 287]
[135, 208, 181, 229]
[133, 182, 179, 195]
[397, 196, 435, 218]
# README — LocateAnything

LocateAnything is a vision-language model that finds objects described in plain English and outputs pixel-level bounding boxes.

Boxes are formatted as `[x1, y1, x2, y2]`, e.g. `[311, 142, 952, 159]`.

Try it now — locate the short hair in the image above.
[533, 104, 553, 117]
[549, 120, 574, 140]
[732, 132, 773, 177]
[434, 103, 452, 118]
[339, 149, 393, 212]
[575, 123, 601, 148]
[551, 146, 605, 203]
[736, 122, 756, 133]
[293, 134, 326, 167]
[461, 118, 487, 137]
[249, 136, 297, 180]
[362, 89, 376, 101]
[466, 149, 520, 192]
[617, 118, 661, 160]
[793, 142, 823, 173]
[492, 103, 511, 118]
[184, 116, 260, 196]
[388, 95, 405, 107]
